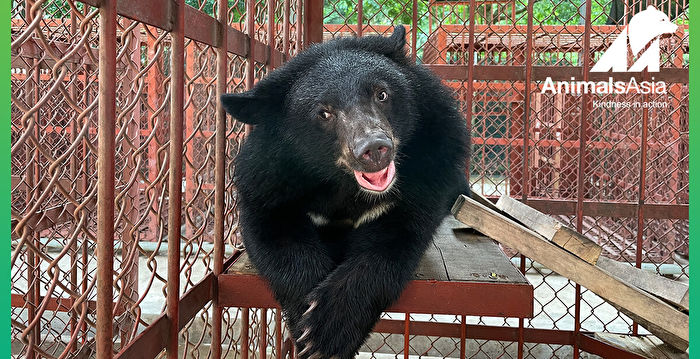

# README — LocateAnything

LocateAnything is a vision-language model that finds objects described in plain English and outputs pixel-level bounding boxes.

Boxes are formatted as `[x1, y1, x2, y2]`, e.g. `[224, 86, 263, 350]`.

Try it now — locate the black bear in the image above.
[221, 26, 470, 359]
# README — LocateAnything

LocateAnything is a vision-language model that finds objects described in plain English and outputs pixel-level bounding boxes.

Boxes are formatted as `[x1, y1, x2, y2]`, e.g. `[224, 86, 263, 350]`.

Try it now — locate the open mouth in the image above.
[353, 161, 396, 192]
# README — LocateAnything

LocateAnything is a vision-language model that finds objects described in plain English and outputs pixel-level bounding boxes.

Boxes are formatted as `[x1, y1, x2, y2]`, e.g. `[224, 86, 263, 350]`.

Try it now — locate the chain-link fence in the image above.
[11, 0, 689, 358]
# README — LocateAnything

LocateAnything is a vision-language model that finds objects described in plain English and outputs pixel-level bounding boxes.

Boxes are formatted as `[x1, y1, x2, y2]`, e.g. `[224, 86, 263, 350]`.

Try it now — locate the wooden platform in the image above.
[218, 217, 534, 318]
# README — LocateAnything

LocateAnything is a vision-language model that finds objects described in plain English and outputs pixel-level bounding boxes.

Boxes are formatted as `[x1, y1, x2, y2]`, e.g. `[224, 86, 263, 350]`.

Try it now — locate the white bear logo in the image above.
[591, 6, 678, 72]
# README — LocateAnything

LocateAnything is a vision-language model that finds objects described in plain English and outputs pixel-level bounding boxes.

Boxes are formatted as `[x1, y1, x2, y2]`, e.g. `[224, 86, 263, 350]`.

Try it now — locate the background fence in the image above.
[10, 0, 689, 358]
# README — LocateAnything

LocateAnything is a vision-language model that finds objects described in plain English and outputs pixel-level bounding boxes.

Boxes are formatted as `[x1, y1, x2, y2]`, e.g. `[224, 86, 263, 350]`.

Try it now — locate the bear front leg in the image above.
[295, 212, 438, 359]
[241, 212, 336, 338]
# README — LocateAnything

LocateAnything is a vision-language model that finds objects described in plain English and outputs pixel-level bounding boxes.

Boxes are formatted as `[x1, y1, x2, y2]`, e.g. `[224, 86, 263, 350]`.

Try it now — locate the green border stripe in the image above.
[690, 0, 698, 356]
[2, 0, 11, 357]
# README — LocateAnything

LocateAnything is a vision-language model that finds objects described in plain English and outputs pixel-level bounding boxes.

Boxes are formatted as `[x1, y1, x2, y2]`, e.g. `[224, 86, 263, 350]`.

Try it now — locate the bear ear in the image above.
[220, 92, 278, 125]
[388, 25, 407, 55]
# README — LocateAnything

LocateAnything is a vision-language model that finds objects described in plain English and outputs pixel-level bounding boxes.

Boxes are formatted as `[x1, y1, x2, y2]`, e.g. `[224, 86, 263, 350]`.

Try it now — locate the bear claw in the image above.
[303, 300, 318, 317]
[298, 327, 311, 342]
[297, 342, 313, 357]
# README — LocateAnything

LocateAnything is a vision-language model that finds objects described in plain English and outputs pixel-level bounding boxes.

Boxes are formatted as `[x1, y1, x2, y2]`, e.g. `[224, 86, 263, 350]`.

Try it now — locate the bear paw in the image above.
[295, 290, 362, 359]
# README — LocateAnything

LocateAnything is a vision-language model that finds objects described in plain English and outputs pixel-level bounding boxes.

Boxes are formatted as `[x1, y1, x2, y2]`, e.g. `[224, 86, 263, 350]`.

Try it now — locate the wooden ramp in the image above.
[594, 333, 688, 359]
[218, 216, 534, 318]
[452, 194, 689, 352]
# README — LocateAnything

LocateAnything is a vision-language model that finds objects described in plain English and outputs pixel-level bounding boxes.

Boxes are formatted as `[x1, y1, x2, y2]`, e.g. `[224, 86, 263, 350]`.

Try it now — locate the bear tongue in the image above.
[353, 161, 396, 192]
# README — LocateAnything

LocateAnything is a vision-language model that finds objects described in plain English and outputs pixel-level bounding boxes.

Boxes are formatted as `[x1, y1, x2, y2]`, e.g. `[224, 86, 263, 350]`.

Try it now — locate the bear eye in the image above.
[318, 109, 334, 120]
[376, 90, 389, 102]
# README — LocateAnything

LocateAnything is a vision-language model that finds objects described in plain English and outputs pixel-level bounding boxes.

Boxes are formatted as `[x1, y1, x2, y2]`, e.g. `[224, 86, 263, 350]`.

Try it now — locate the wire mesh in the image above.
[11, 0, 689, 357]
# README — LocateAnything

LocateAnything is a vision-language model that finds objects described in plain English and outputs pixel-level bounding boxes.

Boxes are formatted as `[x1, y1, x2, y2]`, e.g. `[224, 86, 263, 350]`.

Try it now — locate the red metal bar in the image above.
[268, 0, 276, 50]
[577, 334, 647, 359]
[574, 0, 593, 356]
[356, 0, 363, 37]
[634, 88, 650, 335]
[242, 308, 250, 359]
[245, 0, 256, 137]
[283, 0, 290, 56]
[403, 313, 410, 359]
[24, 2, 43, 356]
[518, 251, 526, 359]
[275, 310, 283, 359]
[79, 0, 286, 62]
[517, 1, 536, 357]
[260, 310, 268, 358]
[374, 320, 573, 344]
[115, 315, 170, 359]
[219, 274, 534, 317]
[212, 0, 228, 357]
[303, 0, 323, 46]
[23, 46, 40, 359]
[119, 20, 142, 346]
[423, 64, 688, 82]
[411, 0, 417, 62]
[465, 0, 475, 197]
[68, 8, 80, 353]
[522, 0, 534, 201]
[177, 274, 215, 331]
[166, 0, 185, 357]
[96, 0, 118, 357]
[459, 315, 466, 359]
[296, 0, 303, 51]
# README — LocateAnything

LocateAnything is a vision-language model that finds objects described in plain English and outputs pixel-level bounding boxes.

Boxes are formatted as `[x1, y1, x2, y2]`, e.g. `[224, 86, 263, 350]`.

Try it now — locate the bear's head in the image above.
[221, 26, 416, 194]
[627, 5, 678, 55]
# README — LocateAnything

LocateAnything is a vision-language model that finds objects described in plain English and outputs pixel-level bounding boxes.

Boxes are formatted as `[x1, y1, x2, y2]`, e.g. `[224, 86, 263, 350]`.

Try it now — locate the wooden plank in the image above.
[595, 333, 688, 359]
[433, 221, 526, 284]
[451, 195, 689, 351]
[496, 195, 602, 264]
[231, 217, 526, 285]
[414, 241, 449, 281]
[598, 257, 689, 311]
[467, 191, 501, 213]
[230, 235, 524, 284]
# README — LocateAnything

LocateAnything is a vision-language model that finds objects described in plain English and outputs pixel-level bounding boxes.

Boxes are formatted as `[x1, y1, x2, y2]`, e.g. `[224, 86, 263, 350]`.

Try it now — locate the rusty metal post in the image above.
[466, 0, 475, 191]
[411, 0, 417, 62]
[245, 0, 256, 136]
[296, 0, 303, 52]
[68, 8, 79, 353]
[356, 0, 363, 37]
[97, 0, 118, 357]
[574, 0, 593, 356]
[22, 2, 41, 357]
[517, 2, 535, 358]
[275, 311, 283, 359]
[167, 0, 186, 357]
[242, 308, 250, 359]
[283, 0, 290, 56]
[259, 310, 268, 358]
[633, 88, 650, 335]
[268, 0, 276, 53]
[459, 315, 466, 359]
[403, 313, 410, 359]
[303, 0, 323, 46]
[212, 0, 229, 358]
[522, 0, 534, 203]
[120, 20, 142, 345]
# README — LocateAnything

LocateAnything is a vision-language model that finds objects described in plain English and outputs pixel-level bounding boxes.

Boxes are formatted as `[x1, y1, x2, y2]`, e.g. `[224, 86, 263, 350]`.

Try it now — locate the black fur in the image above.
[221, 26, 471, 358]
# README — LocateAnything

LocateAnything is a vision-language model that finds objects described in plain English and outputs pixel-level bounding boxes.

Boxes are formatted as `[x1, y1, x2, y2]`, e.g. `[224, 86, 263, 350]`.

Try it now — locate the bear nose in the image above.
[353, 134, 394, 172]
